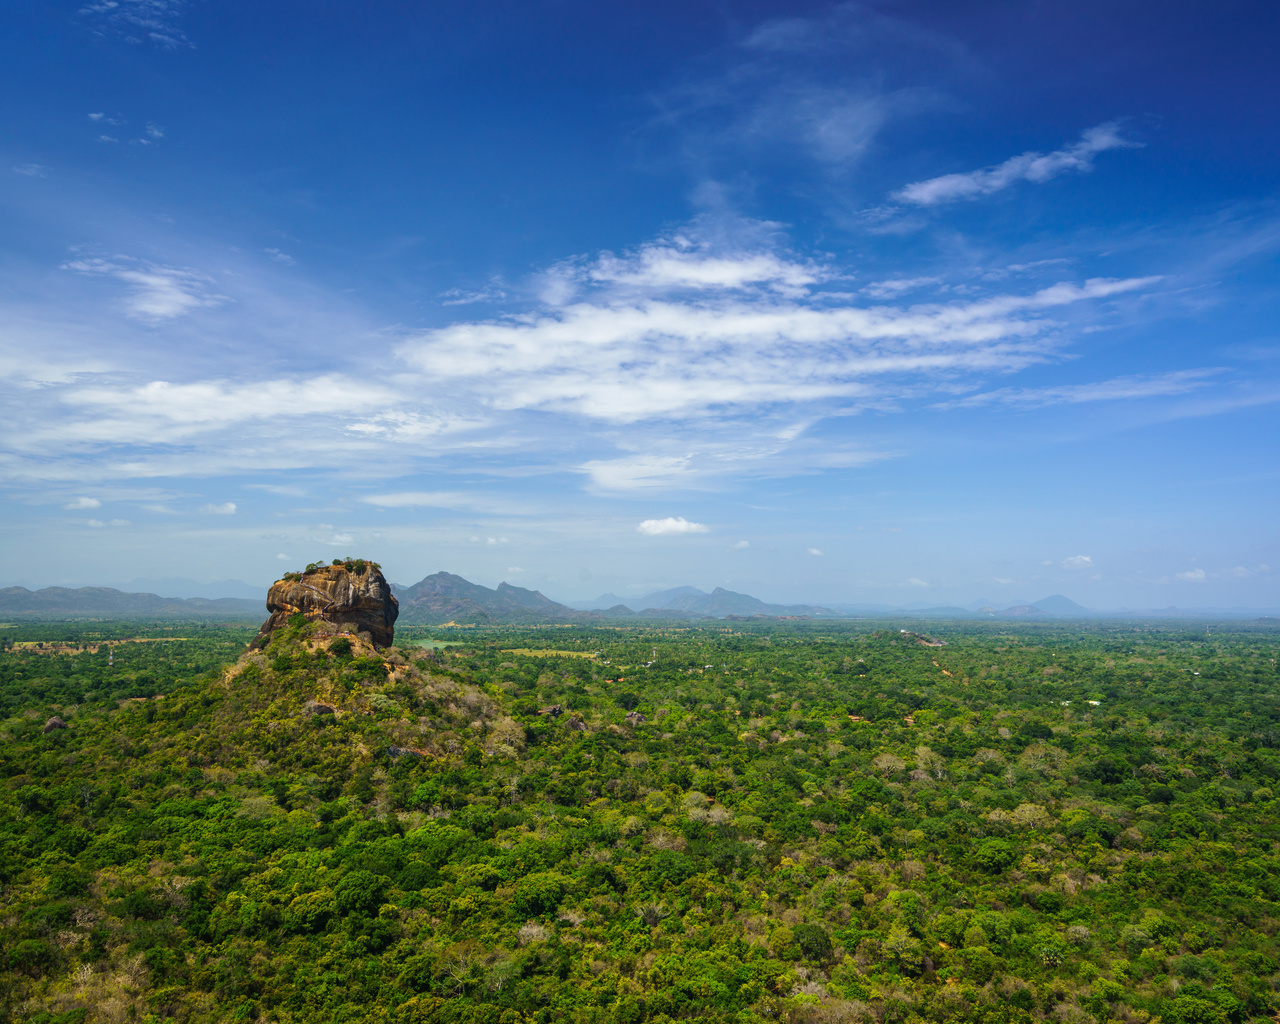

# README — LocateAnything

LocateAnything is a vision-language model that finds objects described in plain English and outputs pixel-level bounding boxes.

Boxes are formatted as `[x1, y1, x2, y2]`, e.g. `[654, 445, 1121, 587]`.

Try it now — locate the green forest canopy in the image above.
[2, 616, 1280, 1024]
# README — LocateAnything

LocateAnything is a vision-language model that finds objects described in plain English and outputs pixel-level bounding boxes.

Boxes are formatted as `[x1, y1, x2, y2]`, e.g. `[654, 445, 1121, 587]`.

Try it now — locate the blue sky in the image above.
[3, 0, 1279, 609]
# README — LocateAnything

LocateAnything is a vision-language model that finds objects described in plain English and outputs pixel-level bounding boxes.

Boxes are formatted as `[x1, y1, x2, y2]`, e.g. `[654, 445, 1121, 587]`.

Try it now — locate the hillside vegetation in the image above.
[2, 617, 1280, 1024]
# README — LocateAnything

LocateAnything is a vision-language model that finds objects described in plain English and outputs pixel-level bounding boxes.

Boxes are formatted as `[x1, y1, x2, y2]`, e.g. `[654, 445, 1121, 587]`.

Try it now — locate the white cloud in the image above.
[328, 533, 353, 545]
[399, 227, 1161, 424]
[86, 519, 106, 528]
[637, 516, 710, 536]
[276, 553, 290, 560]
[64, 496, 101, 509]
[1062, 555, 1093, 569]
[732, 540, 750, 549]
[441, 283, 508, 306]
[894, 122, 1138, 206]
[938, 369, 1218, 410]
[199, 502, 236, 515]
[109, 518, 130, 526]
[12, 164, 47, 177]
[588, 236, 822, 296]
[360, 491, 523, 515]
[906, 577, 930, 587]
[580, 455, 695, 491]
[146, 123, 165, 139]
[506, 566, 524, 574]
[808, 547, 824, 556]
[862, 277, 940, 299]
[264, 248, 295, 265]
[1176, 568, 1207, 582]
[62, 256, 227, 321]
[486, 536, 509, 545]
[79, 0, 192, 48]
[96, 135, 119, 143]
[50, 376, 395, 446]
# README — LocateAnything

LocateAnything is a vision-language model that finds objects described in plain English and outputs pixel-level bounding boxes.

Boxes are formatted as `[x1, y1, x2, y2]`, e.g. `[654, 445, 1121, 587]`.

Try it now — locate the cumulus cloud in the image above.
[1062, 555, 1093, 569]
[808, 547, 824, 556]
[1176, 568, 1206, 582]
[64, 496, 101, 509]
[894, 122, 1138, 206]
[62, 256, 227, 321]
[199, 502, 236, 515]
[637, 516, 710, 536]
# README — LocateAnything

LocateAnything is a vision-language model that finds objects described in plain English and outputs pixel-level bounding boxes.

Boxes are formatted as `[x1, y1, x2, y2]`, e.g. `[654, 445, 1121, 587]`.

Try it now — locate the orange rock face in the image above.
[253, 563, 398, 648]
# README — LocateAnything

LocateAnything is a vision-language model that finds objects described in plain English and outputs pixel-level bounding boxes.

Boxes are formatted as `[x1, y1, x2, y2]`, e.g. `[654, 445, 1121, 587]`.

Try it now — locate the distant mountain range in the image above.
[0, 586, 263, 619]
[568, 585, 843, 618]
[4, 577, 1277, 623]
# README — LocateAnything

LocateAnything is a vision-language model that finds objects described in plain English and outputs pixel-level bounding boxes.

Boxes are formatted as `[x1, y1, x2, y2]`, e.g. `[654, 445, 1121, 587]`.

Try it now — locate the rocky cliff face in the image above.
[253, 561, 398, 648]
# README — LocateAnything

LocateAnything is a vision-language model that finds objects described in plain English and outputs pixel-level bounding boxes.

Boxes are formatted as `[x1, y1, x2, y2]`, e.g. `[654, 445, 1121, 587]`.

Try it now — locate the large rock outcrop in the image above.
[253, 561, 398, 648]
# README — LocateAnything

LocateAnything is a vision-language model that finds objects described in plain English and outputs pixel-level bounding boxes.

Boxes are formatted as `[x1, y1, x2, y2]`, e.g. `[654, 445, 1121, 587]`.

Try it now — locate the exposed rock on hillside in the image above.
[253, 561, 398, 648]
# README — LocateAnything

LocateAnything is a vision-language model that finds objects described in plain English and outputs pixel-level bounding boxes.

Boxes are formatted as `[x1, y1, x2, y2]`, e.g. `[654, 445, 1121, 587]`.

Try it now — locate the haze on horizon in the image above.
[2, 1, 1277, 612]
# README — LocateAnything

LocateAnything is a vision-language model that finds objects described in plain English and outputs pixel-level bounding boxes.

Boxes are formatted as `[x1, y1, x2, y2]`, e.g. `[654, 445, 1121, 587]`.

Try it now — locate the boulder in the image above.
[566, 716, 588, 732]
[625, 710, 647, 725]
[43, 716, 67, 734]
[538, 704, 563, 717]
[253, 562, 398, 649]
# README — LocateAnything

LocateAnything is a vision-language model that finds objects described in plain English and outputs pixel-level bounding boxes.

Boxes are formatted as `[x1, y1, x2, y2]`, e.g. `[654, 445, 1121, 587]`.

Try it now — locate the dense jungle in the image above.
[3, 615, 1280, 1024]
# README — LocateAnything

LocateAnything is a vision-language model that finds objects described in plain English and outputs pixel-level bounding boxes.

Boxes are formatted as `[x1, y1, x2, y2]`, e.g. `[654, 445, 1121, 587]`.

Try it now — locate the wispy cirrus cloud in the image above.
[935, 368, 1220, 410]
[79, 0, 192, 48]
[894, 122, 1139, 206]
[61, 256, 227, 322]
[399, 228, 1161, 423]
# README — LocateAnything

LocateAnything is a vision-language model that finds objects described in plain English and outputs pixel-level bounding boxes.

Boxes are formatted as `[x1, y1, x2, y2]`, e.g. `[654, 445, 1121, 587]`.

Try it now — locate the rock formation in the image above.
[43, 716, 67, 734]
[253, 561, 398, 649]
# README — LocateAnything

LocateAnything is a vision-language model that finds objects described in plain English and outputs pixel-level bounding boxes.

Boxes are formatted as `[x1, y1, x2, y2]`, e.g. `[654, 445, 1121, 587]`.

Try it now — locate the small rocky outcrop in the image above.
[538, 704, 563, 717]
[566, 716, 588, 732]
[43, 716, 67, 734]
[253, 560, 398, 649]
[624, 710, 647, 725]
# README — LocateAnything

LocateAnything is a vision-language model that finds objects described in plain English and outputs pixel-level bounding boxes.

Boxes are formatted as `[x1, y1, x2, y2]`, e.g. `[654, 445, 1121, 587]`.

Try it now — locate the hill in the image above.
[395, 572, 583, 624]
[0, 585, 263, 619]
[1031, 594, 1092, 617]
